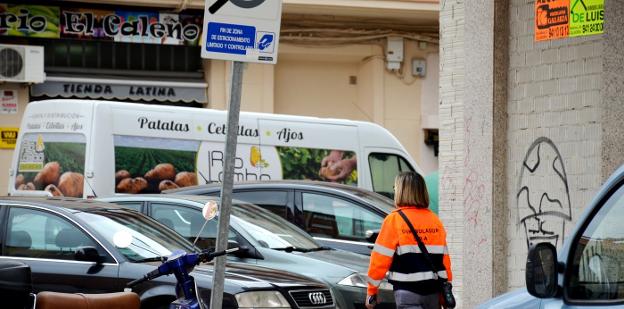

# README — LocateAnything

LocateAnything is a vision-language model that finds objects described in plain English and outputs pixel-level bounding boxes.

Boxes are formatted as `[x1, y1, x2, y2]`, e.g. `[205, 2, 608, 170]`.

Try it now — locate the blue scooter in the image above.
[126, 247, 239, 309]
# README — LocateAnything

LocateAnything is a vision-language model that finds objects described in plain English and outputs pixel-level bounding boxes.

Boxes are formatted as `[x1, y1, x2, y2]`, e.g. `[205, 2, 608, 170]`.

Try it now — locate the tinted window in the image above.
[232, 191, 289, 218]
[566, 183, 624, 301]
[301, 193, 383, 240]
[5, 207, 99, 261]
[369, 153, 414, 199]
[76, 208, 196, 262]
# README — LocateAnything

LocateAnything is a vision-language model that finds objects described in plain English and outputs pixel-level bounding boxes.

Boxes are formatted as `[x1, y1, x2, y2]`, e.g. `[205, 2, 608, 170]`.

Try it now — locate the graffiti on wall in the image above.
[517, 137, 572, 248]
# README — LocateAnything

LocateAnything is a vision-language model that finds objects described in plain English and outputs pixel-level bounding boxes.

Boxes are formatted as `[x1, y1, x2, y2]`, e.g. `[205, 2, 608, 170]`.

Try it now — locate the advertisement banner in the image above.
[0, 127, 18, 149]
[0, 3, 202, 45]
[569, 0, 604, 37]
[113, 135, 358, 194]
[1, 89, 18, 114]
[535, 0, 569, 41]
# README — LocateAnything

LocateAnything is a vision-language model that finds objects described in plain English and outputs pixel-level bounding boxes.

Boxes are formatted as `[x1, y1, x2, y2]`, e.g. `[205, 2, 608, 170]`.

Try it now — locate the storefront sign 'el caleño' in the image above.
[0, 3, 203, 45]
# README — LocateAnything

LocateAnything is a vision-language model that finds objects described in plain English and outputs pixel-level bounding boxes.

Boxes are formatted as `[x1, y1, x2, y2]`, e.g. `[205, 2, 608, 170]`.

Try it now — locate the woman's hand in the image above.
[365, 294, 378, 309]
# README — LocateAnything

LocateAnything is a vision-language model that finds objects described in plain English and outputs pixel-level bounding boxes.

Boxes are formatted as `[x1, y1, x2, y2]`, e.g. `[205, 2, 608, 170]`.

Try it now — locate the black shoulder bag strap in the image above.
[396, 209, 440, 280]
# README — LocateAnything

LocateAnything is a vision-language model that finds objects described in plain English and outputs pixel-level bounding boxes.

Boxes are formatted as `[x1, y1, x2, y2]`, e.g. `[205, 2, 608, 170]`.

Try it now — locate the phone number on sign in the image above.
[582, 22, 603, 33]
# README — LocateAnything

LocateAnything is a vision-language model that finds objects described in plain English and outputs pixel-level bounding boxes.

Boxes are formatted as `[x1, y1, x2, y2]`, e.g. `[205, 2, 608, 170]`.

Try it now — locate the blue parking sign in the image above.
[201, 0, 283, 64]
[206, 22, 256, 55]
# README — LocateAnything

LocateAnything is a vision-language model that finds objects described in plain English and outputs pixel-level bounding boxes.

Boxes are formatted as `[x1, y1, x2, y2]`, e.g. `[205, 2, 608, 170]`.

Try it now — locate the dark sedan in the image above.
[165, 181, 396, 255]
[0, 197, 334, 308]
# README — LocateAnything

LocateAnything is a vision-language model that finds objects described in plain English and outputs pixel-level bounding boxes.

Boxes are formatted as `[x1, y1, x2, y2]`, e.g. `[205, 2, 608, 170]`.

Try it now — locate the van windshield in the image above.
[15, 133, 86, 198]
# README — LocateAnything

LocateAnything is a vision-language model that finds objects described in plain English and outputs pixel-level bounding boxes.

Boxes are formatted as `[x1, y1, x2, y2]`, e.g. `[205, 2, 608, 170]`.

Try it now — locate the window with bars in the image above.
[39, 39, 203, 79]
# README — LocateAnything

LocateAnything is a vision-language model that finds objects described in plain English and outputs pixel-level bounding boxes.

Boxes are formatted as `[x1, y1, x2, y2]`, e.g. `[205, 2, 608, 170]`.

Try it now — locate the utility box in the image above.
[412, 58, 427, 77]
[386, 37, 404, 70]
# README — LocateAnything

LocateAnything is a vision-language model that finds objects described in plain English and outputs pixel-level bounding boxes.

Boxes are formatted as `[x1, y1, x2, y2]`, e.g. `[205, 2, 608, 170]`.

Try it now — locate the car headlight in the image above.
[338, 273, 393, 291]
[235, 291, 291, 308]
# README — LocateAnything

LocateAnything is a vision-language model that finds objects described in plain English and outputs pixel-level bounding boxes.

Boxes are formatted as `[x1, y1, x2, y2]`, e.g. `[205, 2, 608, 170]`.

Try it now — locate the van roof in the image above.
[28, 99, 386, 129]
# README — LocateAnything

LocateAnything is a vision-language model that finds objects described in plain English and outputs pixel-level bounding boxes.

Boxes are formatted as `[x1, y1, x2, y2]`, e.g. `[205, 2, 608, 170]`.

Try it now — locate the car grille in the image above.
[288, 289, 334, 308]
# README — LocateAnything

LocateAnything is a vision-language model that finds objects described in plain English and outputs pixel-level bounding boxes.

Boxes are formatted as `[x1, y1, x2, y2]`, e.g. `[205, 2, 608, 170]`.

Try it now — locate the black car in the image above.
[0, 197, 335, 308]
[165, 181, 396, 255]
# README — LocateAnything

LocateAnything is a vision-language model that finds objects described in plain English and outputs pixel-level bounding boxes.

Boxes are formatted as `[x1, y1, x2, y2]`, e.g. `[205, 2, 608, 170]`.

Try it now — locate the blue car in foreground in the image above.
[480, 164, 624, 308]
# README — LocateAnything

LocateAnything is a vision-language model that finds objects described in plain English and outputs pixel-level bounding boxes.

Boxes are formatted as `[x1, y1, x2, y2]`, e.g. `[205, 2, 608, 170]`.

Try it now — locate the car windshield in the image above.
[76, 208, 197, 262]
[232, 203, 320, 250]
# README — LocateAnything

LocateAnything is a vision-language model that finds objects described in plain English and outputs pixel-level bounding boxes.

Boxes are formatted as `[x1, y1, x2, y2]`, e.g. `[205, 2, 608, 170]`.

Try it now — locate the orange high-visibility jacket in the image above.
[367, 206, 452, 296]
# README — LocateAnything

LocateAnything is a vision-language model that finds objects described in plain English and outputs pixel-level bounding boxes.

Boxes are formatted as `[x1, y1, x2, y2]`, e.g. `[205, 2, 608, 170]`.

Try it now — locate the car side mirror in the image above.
[75, 246, 103, 264]
[228, 240, 262, 260]
[526, 242, 558, 298]
[366, 230, 379, 243]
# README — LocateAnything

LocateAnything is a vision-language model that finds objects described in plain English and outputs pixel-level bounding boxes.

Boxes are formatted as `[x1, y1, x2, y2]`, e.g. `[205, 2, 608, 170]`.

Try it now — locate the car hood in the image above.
[258, 248, 370, 283]
[477, 289, 541, 309]
[192, 262, 327, 290]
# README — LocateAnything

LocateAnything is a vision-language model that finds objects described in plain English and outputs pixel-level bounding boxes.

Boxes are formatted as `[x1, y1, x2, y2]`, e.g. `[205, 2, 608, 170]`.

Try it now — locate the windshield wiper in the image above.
[273, 246, 312, 253]
[305, 246, 333, 252]
[132, 256, 168, 263]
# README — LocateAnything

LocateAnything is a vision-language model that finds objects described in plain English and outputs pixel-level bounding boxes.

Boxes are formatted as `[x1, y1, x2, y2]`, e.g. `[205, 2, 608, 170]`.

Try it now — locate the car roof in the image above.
[99, 194, 220, 205]
[1, 196, 125, 213]
[166, 180, 380, 196]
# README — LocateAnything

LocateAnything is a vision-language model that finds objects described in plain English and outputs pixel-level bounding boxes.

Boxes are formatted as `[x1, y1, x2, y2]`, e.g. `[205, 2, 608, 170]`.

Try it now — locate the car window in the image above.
[301, 193, 383, 240]
[116, 202, 142, 212]
[5, 207, 101, 261]
[232, 191, 289, 218]
[150, 202, 234, 249]
[369, 153, 414, 199]
[566, 182, 624, 302]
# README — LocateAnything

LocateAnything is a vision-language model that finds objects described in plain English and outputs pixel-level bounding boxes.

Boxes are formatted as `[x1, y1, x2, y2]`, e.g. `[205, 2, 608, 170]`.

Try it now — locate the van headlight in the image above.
[235, 291, 291, 308]
[338, 273, 392, 291]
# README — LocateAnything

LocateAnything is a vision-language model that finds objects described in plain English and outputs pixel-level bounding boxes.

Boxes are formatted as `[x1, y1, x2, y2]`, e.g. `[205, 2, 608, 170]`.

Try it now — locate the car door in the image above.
[295, 191, 384, 255]
[537, 178, 624, 309]
[0, 205, 120, 293]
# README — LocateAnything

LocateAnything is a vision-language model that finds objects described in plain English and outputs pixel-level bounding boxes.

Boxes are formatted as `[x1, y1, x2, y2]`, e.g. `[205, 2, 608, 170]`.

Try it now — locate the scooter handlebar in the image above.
[200, 247, 239, 263]
[126, 268, 161, 288]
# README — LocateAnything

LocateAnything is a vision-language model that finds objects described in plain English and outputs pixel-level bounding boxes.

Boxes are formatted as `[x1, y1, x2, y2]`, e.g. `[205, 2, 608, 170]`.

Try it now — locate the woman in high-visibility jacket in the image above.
[366, 172, 452, 309]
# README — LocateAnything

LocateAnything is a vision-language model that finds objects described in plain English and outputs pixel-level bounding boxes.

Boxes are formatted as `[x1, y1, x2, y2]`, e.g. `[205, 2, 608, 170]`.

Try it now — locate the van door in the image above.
[365, 148, 416, 199]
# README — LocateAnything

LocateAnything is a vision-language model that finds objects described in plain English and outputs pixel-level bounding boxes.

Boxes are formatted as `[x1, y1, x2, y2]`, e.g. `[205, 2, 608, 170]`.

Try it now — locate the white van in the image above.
[8, 99, 421, 198]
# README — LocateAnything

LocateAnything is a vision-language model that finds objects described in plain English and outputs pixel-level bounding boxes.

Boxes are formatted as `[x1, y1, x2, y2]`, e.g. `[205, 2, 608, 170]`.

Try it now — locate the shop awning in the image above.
[31, 76, 207, 104]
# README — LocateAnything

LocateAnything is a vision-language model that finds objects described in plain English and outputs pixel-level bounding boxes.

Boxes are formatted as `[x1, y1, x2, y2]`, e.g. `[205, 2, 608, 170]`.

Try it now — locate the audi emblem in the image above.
[308, 292, 327, 305]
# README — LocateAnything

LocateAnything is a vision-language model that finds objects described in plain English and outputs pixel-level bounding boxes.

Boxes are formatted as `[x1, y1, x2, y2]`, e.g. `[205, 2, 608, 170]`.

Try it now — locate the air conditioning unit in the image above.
[0, 44, 45, 84]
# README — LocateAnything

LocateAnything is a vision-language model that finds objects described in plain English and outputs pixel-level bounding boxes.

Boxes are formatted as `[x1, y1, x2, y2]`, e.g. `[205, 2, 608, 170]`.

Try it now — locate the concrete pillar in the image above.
[601, 0, 624, 179]
[440, 0, 508, 307]
[462, 0, 509, 306]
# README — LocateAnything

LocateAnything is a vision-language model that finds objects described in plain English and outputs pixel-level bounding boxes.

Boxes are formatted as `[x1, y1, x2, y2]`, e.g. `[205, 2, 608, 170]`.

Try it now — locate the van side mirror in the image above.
[526, 242, 558, 298]
[75, 246, 103, 264]
[366, 230, 379, 243]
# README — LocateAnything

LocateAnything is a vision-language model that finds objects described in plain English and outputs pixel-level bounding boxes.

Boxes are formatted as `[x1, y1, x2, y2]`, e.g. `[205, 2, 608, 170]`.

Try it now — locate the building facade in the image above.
[440, 0, 622, 307]
[0, 0, 440, 195]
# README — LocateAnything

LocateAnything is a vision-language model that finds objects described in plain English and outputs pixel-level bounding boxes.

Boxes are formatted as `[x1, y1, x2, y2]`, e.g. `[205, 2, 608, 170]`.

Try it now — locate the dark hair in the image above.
[394, 172, 429, 208]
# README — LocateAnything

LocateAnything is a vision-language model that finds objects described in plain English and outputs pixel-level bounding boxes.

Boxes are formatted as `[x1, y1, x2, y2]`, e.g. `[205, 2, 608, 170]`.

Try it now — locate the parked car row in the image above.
[1, 180, 401, 308]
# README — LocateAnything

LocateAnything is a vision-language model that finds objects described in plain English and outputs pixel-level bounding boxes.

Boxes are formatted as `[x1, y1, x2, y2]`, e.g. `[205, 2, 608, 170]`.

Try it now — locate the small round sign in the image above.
[202, 200, 219, 221]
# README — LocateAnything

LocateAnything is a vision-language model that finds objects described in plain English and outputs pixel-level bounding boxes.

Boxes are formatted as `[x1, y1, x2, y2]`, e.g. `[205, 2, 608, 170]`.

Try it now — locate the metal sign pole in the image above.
[210, 60, 244, 309]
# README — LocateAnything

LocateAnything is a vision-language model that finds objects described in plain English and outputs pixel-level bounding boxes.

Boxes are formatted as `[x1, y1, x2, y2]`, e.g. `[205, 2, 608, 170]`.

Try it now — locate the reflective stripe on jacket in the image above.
[367, 206, 452, 295]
